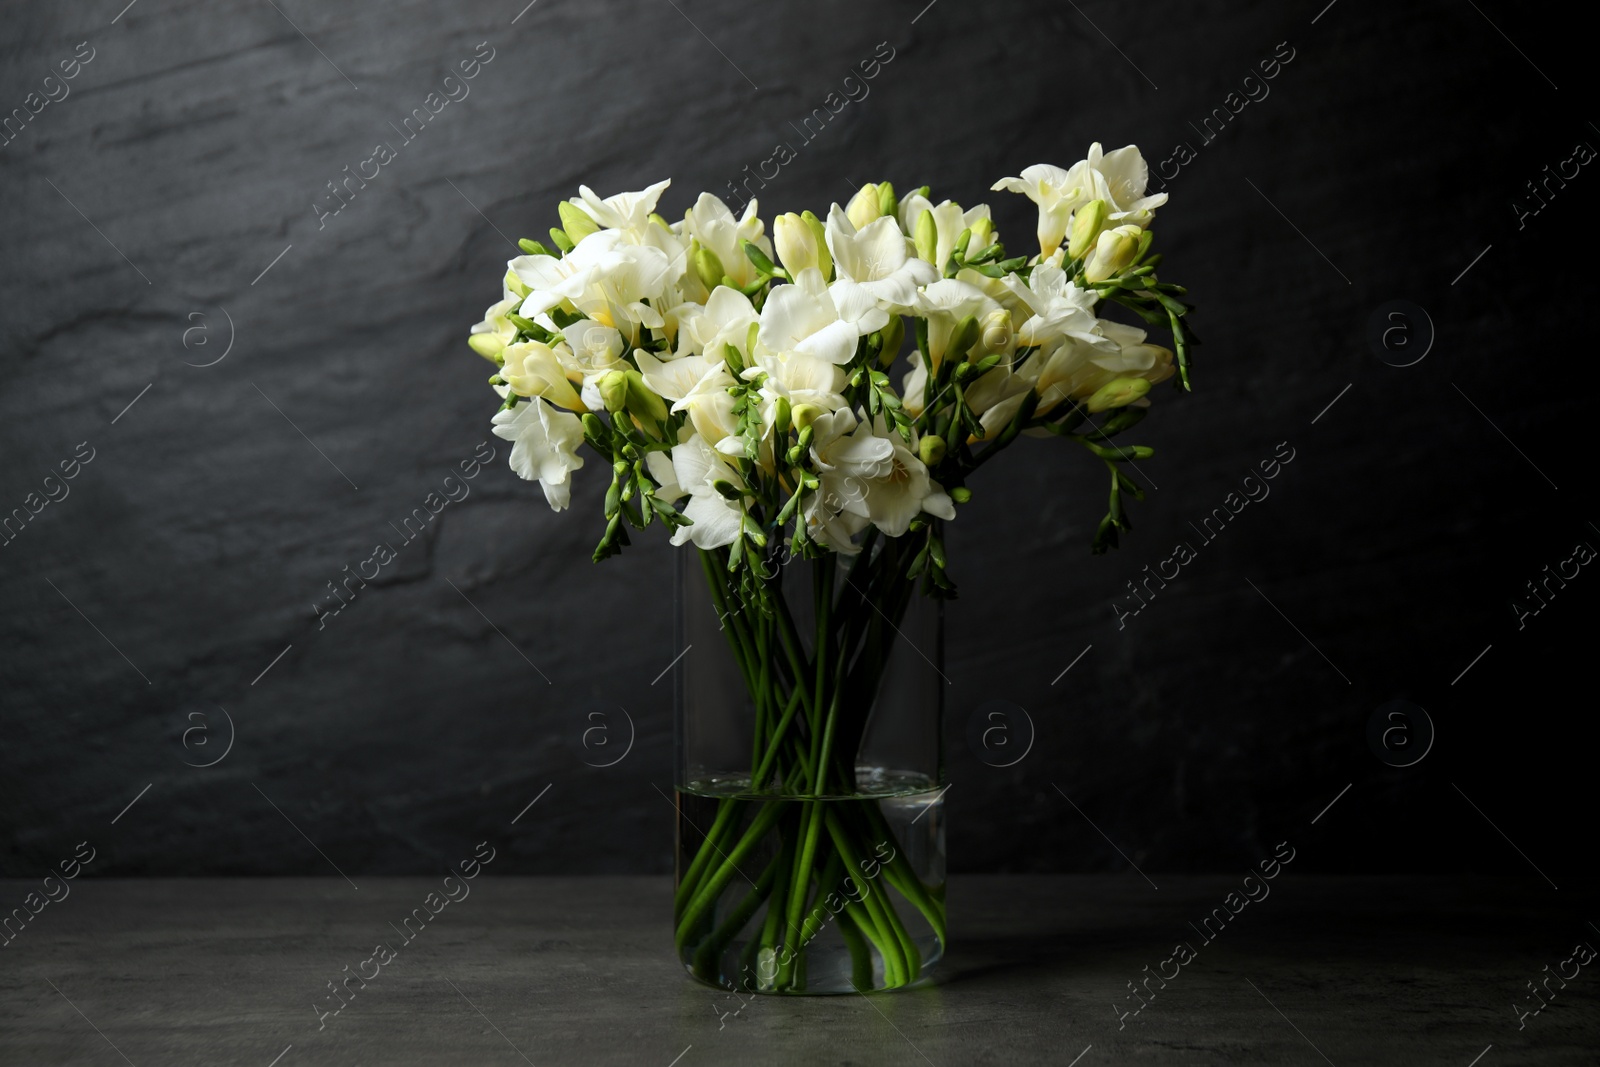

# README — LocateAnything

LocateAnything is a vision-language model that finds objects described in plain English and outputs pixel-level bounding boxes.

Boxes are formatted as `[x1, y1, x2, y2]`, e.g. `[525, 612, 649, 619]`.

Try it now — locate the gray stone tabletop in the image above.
[2, 876, 1595, 1065]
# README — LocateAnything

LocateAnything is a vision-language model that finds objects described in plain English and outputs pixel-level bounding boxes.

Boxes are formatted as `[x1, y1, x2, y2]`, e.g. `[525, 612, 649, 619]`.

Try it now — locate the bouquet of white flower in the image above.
[464, 143, 1195, 993]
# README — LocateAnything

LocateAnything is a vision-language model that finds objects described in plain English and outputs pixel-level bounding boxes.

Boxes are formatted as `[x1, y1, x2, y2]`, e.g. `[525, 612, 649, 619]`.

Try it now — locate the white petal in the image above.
[635, 350, 708, 402]
[922, 487, 956, 520]
[646, 451, 683, 502]
[829, 278, 889, 333]
[679, 492, 743, 549]
[794, 319, 859, 365]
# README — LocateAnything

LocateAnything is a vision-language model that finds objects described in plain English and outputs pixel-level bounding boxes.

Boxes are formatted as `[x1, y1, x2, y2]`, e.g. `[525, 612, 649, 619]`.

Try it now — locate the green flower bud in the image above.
[913, 209, 938, 265]
[597, 369, 629, 413]
[773, 396, 792, 434]
[692, 245, 726, 294]
[800, 210, 832, 280]
[712, 479, 743, 500]
[581, 413, 606, 440]
[548, 227, 575, 253]
[876, 181, 897, 220]
[796, 425, 815, 452]
[503, 268, 531, 300]
[469, 333, 506, 363]
[947, 314, 981, 363]
[1066, 199, 1109, 261]
[791, 403, 823, 430]
[741, 240, 778, 277]
[877, 314, 905, 368]
[968, 216, 994, 252]
[846, 183, 881, 229]
[557, 202, 600, 244]
[624, 369, 669, 425]
[950, 486, 972, 504]
[918, 435, 946, 466]
[1086, 376, 1152, 413]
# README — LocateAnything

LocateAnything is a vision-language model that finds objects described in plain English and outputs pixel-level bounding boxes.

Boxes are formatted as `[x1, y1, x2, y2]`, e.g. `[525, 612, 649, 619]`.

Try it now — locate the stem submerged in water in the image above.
[675, 543, 946, 993]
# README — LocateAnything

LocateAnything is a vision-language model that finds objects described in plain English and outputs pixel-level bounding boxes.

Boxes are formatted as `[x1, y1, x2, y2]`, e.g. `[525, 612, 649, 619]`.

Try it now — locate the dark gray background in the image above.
[1, 0, 1591, 881]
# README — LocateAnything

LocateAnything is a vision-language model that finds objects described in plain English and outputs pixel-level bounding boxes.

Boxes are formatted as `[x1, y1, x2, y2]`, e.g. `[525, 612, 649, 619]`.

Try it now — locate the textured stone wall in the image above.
[1, 0, 1590, 880]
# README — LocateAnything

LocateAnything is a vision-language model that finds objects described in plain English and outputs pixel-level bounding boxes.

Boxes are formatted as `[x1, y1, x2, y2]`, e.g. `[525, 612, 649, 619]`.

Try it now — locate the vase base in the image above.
[684, 946, 945, 996]
[675, 777, 947, 996]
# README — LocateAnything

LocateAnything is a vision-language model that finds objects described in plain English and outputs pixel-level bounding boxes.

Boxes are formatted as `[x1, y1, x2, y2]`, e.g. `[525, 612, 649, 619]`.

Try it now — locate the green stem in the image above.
[678, 539, 947, 992]
[844, 800, 948, 949]
[823, 808, 908, 985]
[780, 801, 825, 987]
[834, 900, 875, 990]
[674, 797, 744, 913]
[675, 800, 785, 949]
[755, 817, 797, 988]
[693, 844, 782, 977]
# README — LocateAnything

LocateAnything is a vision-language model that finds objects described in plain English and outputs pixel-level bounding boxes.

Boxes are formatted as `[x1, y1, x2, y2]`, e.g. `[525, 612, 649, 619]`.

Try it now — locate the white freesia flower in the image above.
[556, 320, 626, 411]
[1030, 337, 1099, 415]
[992, 145, 1167, 257]
[673, 286, 759, 361]
[509, 235, 609, 309]
[634, 350, 740, 447]
[511, 232, 673, 342]
[802, 480, 871, 556]
[747, 348, 848, 448]
[810, 410, 952, 537]
[657, 434, 747, 549]
[899, 196, 995, 271]
[560, 320, 626, 376]
[568, 179, 672, 240]
[1083, 143, 1167, 226]
[509, 232, 617, 313]
[990, 164, 1081, 258]
[962, 364, 1036, 439]
[682, 193, 773, 292]
[1094, 321, 1177, 381]
[492, 398, 586, 511]
[468, 297, 520, 361]
[1001, 263, 1112, 351]
[501, 340, 586, 411]
[914, 279, 1000, 371]
[1028, 320, 1174, 417]
[803, 410, 876, 554]
[757, 267, 886, 366]
[825, 205, 937, 310]
[580, 242, 675, 335]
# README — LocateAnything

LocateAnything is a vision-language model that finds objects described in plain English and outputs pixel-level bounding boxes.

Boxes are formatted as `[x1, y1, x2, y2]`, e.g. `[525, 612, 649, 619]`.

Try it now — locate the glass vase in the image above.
[672, 539, 947, 995]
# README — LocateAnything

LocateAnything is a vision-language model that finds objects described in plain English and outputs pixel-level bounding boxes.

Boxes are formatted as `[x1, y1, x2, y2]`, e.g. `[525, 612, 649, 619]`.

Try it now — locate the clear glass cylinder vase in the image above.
[672, 541, 947, 995]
